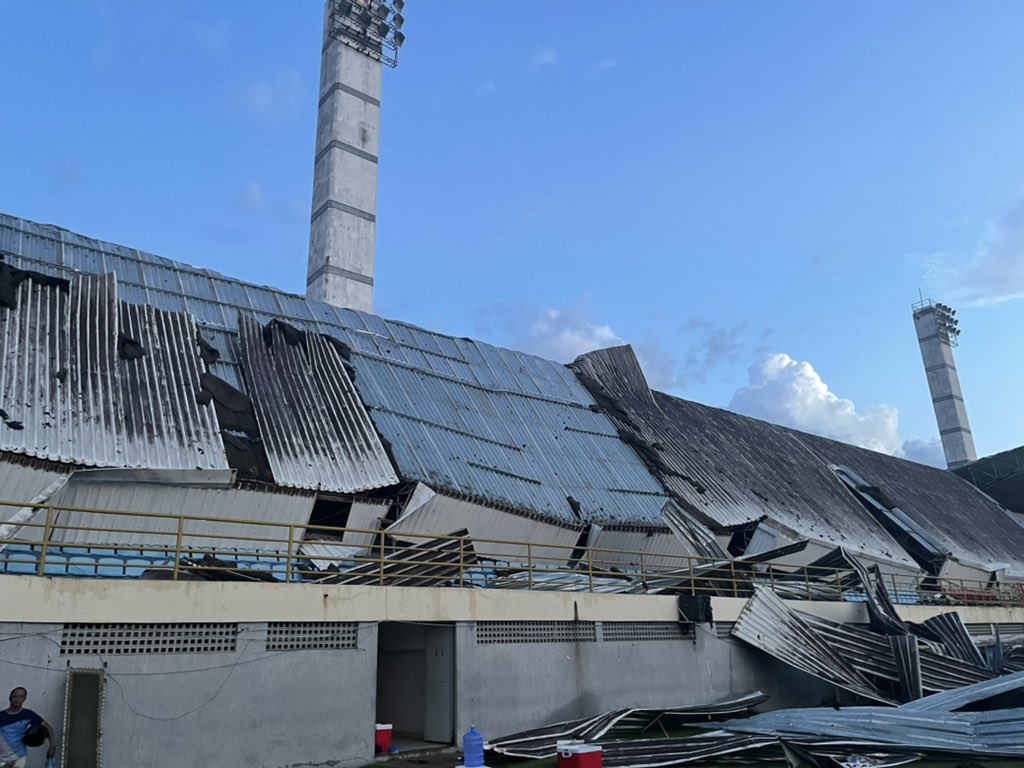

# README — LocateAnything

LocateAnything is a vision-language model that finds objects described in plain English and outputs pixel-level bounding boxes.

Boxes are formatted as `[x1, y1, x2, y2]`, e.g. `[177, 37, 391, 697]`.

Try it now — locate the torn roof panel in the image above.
[2, 214, 673, 529]
[797, 432, 1024, 579]
[238, 315, 399, 494]
[570, 346, 916, 569]
[0, 270, 227, 471]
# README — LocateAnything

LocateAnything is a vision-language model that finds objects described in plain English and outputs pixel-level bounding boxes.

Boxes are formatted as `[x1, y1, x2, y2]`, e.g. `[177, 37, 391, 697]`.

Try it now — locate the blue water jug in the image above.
[463, 724, 485, 768]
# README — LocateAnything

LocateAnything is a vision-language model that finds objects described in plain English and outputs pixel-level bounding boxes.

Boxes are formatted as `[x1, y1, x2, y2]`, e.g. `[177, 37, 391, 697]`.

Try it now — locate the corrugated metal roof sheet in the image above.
[0, 454, 70, 515]
[796, 432, 1024, 579]
[570, 346, 917, 569]
[0, 270, 226, 471]
[238, 314, 398, 493]
[731, 587, 896, 704]
[44, 468, 314, 550]
[1, 213, 672, 528]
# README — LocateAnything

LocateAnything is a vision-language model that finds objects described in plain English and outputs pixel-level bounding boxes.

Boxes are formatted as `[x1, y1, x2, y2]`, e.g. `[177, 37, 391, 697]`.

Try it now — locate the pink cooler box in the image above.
[557, 743, 602, 768]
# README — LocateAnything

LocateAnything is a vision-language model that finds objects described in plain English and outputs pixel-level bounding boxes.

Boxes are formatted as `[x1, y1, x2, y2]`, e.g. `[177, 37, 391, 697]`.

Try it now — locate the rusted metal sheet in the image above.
[0, 270, 226, 471]
[238, 315, 398, 493]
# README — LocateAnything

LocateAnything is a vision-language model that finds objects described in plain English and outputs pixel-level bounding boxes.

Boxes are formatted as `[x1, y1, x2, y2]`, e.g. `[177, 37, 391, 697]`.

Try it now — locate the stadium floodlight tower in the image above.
[912, 299, 977, 469]
[307, 0, 406, 312]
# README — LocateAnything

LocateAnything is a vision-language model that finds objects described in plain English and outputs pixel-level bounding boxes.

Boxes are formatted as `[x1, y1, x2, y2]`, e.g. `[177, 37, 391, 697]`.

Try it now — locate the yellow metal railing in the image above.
[1, 499, 1022, 608]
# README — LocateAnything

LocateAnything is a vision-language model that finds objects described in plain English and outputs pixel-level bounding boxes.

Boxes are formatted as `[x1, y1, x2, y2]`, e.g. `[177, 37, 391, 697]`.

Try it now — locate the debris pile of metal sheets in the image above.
[730, 549, 1000, 704]
[486, 692, 768, 758]
[314, 529, 477, 587]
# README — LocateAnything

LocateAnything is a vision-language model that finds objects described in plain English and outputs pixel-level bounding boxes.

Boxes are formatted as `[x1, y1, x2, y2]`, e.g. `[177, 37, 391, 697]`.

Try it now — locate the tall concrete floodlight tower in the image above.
[307, 0, 406, 312]
[912, 299, 977, 469]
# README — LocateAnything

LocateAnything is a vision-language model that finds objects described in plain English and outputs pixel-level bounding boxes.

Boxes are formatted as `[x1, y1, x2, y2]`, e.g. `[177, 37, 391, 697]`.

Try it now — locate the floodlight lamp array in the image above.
[933, 301, 961, 347]
[329, 0, 406, 68]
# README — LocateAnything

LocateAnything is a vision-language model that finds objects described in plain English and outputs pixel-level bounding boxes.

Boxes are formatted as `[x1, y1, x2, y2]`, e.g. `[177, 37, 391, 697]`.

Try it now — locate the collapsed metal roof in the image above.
[796, 432, 1024, 578]
[569, 346, 916, 568]
[0, 268, 227, 471]
[237, 314, 398, 493]
[1, 213, 672, 528]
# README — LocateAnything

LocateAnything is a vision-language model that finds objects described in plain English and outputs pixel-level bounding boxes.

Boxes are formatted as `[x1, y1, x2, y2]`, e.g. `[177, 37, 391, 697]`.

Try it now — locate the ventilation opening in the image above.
[266, 622, 358, 651]
[60, 623, 238, 655]
[601, 622, 691, 641]
[476, 621, 597, 644]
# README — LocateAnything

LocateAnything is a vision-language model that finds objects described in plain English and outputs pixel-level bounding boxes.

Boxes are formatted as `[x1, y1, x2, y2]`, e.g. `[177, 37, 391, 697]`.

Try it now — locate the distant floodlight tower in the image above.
[912, 299, 977, 469]
[307, 0, 406, 312]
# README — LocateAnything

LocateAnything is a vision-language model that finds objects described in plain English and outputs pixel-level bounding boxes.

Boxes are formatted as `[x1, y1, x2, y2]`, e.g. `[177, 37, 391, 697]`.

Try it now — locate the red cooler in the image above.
[375, 723, 393, 753]
[557, 744, 602, 768]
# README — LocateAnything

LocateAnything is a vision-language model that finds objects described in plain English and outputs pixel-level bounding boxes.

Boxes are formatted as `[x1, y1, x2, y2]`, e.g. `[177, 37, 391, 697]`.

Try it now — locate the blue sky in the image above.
[2, 1, 1023, 464]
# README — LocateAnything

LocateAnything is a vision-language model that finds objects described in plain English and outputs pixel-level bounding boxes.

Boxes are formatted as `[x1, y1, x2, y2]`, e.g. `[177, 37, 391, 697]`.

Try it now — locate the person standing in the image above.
[0, 687, 56, 768]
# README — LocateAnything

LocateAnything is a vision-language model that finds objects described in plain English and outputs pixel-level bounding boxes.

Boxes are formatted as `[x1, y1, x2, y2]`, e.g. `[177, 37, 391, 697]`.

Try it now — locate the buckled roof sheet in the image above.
[1, 214, 671, 527]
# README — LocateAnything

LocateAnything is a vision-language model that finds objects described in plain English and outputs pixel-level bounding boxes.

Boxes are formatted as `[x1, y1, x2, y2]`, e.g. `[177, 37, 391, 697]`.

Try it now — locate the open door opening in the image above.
[376, 622, 454, 750]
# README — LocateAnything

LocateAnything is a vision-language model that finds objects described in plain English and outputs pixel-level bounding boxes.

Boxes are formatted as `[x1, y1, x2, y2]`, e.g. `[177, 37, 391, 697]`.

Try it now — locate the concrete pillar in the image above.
[913, 305, 977, 469]
[307, 1, 383, 313]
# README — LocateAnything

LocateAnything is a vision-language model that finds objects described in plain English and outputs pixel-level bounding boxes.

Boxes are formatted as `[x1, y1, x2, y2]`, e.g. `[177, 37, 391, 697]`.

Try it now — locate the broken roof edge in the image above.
[2, 212, 601, 401]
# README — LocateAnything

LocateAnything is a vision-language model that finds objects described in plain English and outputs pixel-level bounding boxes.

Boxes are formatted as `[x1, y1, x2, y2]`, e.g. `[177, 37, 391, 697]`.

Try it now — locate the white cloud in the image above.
[239, 69, 304, 118]
[472, 301, 762, 394]
[475, 301, 621, 363]
[925, 197, 1024, 306]
[729, 353, 944, 466]
[593, 57, 617, 72]
[900, 437, 945, 467]
[531, 46, 559, 67]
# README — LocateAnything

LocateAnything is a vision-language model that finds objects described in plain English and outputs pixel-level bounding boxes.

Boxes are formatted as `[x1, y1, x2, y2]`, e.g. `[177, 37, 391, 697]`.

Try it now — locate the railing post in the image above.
[378, 536, 386, 587]
[639, 552, 647, 594]
[172, 516, 185, 581]
[689, 556, 696, 595]
[37, 505, 55, 577]
[587, 547, 595, 593]
[458, 536, 465, 588]
[730, 559, 737, 598]
[286, 525, 294, 582]
[527, 543, 533, 590]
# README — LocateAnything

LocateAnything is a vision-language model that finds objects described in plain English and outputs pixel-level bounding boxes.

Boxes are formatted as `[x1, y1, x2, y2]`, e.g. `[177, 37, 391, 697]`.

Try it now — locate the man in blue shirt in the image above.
[0, 687, 56, 767]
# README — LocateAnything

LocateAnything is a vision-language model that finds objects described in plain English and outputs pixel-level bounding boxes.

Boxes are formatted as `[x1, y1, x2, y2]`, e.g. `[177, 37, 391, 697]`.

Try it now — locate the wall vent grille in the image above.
[714, 622, 736, 640]
[601, 622, 688, 642]
[476, 621, 596, 645]
[266, 622, 359, 651]
[60, 623, 238, 655]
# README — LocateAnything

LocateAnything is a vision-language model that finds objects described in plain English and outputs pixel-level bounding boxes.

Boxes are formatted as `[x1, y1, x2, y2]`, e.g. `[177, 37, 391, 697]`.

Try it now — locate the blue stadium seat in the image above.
[5, 551, 38, 574]
[67, 555, 97, 577]
[96, 557, 126, 578]
[42, 553, 68, 576]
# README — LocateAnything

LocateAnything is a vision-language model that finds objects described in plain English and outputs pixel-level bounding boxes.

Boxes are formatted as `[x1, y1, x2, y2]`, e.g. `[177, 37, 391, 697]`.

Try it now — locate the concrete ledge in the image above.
[4, 575, 1023, 626]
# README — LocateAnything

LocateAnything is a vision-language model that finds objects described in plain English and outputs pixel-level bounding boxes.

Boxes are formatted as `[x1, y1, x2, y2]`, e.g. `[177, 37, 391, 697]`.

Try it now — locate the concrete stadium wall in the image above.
[0, 620, 378, 768]
[452, 621, 834, 741]
[5, 576, 1024, 766]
